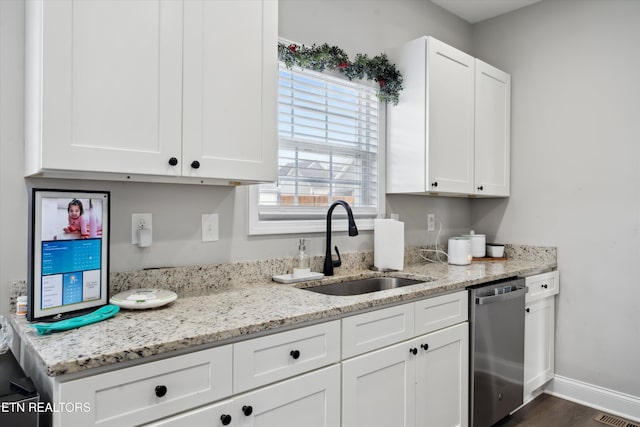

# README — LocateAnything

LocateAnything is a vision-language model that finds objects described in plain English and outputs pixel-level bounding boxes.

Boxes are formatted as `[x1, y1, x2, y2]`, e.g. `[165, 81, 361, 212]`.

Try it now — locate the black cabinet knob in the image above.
[290, 350, 301, 360]
[191, 160, 200, 169]
[477, 185, 484, 191]
[542, 284, 548, 289]
[154, 385, 167, 397]
[409, 348, 418, 355]
[431, 182, 438, 187]
[525, 308, 530, 313]
[220, 414, 232, 425]
[420, 343, 429, 351]
[168, 157, 178, 166]
[242, 405, 253, 416]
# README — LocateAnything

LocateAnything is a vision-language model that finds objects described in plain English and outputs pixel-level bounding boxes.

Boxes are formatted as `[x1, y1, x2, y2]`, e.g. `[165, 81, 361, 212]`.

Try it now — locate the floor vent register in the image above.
[594, 412, 640, 427]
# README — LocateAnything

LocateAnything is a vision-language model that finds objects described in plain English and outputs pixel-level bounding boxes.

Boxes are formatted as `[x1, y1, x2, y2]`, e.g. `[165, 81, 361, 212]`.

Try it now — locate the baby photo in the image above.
[41, 197, 103, 241]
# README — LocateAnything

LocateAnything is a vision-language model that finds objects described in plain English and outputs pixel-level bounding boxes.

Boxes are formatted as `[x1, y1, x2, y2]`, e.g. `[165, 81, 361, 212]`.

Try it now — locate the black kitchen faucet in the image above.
[323, 200, 359, 276]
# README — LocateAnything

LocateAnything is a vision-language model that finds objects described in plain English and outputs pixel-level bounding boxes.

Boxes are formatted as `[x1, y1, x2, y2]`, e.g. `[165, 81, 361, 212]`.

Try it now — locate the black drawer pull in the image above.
[290, 350, 301, 360]
[420, 343, 429, 351]
[409, 348, 418, 355]
[155, 385, 167, 398]
[242, 405, 253, 416]
[220, 414, 232, 425]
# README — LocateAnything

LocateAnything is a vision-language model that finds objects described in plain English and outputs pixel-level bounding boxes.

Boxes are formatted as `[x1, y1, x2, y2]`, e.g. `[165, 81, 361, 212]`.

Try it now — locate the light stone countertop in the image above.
[9, 254, 556, 378]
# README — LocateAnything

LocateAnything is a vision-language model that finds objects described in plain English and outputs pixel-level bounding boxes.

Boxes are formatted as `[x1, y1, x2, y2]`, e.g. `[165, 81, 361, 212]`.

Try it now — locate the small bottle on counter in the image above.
[293, 238, 311, 278]
[16, 296, 27, 316]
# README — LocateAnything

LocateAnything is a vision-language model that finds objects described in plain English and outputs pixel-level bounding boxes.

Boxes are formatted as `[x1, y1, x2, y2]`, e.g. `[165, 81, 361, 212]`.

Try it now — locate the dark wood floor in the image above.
[494, 393, 605, 427]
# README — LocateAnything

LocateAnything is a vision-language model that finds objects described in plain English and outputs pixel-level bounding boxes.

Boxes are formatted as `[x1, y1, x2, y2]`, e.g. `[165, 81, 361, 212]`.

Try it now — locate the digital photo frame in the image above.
[27, 189, 110, 322]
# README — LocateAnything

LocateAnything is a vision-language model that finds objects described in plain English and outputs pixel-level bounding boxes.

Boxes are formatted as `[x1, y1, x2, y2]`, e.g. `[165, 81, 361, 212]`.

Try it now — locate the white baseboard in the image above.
[545, 375, 640, 423]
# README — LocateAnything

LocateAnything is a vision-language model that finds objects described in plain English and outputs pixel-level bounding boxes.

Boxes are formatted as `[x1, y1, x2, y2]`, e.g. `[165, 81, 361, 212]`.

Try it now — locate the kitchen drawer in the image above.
[233, 320, 340, 393]
[145, 365, 340, 427]
[414, 290, 468, 335]
[57, 345, 233, 427]
[342, 303, 414, 358]
[525, 270, 559, 302]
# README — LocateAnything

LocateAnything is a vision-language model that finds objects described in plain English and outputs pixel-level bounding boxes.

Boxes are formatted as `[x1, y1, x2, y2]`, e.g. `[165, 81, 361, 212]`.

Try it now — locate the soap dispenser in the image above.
[293, 238, 311, 278]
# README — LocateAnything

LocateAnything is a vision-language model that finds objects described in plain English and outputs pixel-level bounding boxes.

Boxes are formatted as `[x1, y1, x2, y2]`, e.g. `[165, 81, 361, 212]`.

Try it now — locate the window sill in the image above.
[248, 217, 375, 236]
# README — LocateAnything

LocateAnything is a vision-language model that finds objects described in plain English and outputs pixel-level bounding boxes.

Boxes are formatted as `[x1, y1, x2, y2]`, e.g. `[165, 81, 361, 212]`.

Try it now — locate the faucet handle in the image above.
[332, 246, 342, 268]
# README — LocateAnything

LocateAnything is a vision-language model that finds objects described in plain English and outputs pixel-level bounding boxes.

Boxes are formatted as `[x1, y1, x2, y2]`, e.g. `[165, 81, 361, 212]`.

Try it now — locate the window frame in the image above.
[248, 63, 386, 236]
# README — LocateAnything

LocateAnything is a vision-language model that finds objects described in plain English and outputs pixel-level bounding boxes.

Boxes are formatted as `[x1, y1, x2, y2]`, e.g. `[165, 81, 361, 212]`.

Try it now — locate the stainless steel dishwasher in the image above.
[470, 277, 526, 427]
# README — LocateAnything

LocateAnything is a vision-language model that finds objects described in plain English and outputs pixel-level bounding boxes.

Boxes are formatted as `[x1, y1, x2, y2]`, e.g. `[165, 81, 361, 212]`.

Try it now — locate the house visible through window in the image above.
[249, 62, 384, 235]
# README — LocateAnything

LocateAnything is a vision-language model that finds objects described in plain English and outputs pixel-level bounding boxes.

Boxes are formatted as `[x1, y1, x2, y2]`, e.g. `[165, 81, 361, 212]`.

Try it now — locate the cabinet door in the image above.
[31, 0, 183, 176]
[414, 322, 469, 427]
[182, 0, 278, 182]
[524, 297, 555, 399]
[239, 364, 340, 427]
[474, 59, 511, 197]
[426, 37, 475, 195]
[342, 341, 416, 427]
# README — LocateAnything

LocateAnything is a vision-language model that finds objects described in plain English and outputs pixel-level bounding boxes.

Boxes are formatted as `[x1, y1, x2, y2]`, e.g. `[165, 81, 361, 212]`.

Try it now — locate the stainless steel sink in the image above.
[303, 277, 427, 296]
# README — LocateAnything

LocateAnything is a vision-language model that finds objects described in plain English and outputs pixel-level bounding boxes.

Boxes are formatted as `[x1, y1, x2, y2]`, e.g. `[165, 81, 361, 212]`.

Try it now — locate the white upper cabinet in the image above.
[182, 0, 277, 183]
[386, 36, 510, 197]
[25, 0, 277, 185]
[427, 38, 476, 195]
[474, 59, 511, 196]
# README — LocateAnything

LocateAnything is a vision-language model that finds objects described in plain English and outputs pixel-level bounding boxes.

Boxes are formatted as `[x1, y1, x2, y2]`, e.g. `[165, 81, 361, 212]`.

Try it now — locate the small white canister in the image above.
[462, 230, 486, 258]
[448, 237, 472, 265]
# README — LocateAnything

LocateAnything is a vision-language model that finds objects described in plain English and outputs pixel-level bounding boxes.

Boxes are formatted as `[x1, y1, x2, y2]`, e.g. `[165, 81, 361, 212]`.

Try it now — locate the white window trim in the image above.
[248, 106, 386, 236]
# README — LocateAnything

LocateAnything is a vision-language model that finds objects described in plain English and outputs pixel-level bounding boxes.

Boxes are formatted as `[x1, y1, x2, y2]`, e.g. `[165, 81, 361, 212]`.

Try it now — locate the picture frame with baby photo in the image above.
[27, 188, 110, 322]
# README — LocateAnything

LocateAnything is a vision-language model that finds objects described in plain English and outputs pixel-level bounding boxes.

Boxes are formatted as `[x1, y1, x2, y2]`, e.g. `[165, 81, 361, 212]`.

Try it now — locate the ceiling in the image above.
[430, 0, 543, 24]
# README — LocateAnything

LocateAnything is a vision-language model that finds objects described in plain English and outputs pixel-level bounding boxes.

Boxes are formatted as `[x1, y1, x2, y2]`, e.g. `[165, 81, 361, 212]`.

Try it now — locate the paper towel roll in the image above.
[374, 219, 404, 270]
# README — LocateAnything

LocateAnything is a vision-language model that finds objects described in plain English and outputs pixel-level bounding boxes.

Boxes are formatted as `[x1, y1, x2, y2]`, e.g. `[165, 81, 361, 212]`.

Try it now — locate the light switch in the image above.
[202, 213, 219, 242]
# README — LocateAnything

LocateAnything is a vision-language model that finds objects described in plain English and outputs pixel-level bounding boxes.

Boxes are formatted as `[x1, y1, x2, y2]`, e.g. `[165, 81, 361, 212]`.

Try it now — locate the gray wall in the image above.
[471, 0, 640, 397]
[0, 0, 473, 316]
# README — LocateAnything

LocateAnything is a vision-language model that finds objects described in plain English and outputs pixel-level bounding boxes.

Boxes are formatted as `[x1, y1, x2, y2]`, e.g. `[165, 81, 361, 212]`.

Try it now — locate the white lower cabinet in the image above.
[342, 336, 416, 427]
[44, 291, 469, 427]
[342, 321, 469, 427]
[523, 271, 559, 402]
[146, 364, 341, 427]
[415, 322, 469, 427]
[523, 296, 555, 400]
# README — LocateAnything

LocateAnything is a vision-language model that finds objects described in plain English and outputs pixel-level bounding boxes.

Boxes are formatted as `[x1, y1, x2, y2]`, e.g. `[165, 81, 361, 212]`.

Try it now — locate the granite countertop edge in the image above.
[9, 258, 556, 378]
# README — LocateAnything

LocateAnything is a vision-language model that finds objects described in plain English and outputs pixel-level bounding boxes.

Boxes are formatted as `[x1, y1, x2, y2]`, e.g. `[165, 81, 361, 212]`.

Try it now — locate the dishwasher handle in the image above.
[475, 286, 527, 305]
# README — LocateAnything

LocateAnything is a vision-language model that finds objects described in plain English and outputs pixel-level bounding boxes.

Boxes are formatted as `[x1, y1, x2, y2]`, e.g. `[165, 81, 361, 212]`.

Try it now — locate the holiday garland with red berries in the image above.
[278, 42, 403, 105]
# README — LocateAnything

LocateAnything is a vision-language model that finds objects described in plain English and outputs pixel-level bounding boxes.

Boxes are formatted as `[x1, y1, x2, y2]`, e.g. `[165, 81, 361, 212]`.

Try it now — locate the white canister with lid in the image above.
[462, 230, 486, 258]
[448, 237, 472, 265]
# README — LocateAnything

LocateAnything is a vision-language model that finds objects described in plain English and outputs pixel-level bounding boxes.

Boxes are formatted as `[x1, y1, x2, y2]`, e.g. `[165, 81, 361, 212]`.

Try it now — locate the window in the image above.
[249, 63, 384, 235]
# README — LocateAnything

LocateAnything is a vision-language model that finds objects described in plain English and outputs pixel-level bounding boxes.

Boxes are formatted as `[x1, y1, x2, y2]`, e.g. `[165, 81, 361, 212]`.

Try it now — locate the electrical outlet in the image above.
[131, 213, 152, 244]
[202, 213, 219, 242]
[427, 213, 435, 232]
